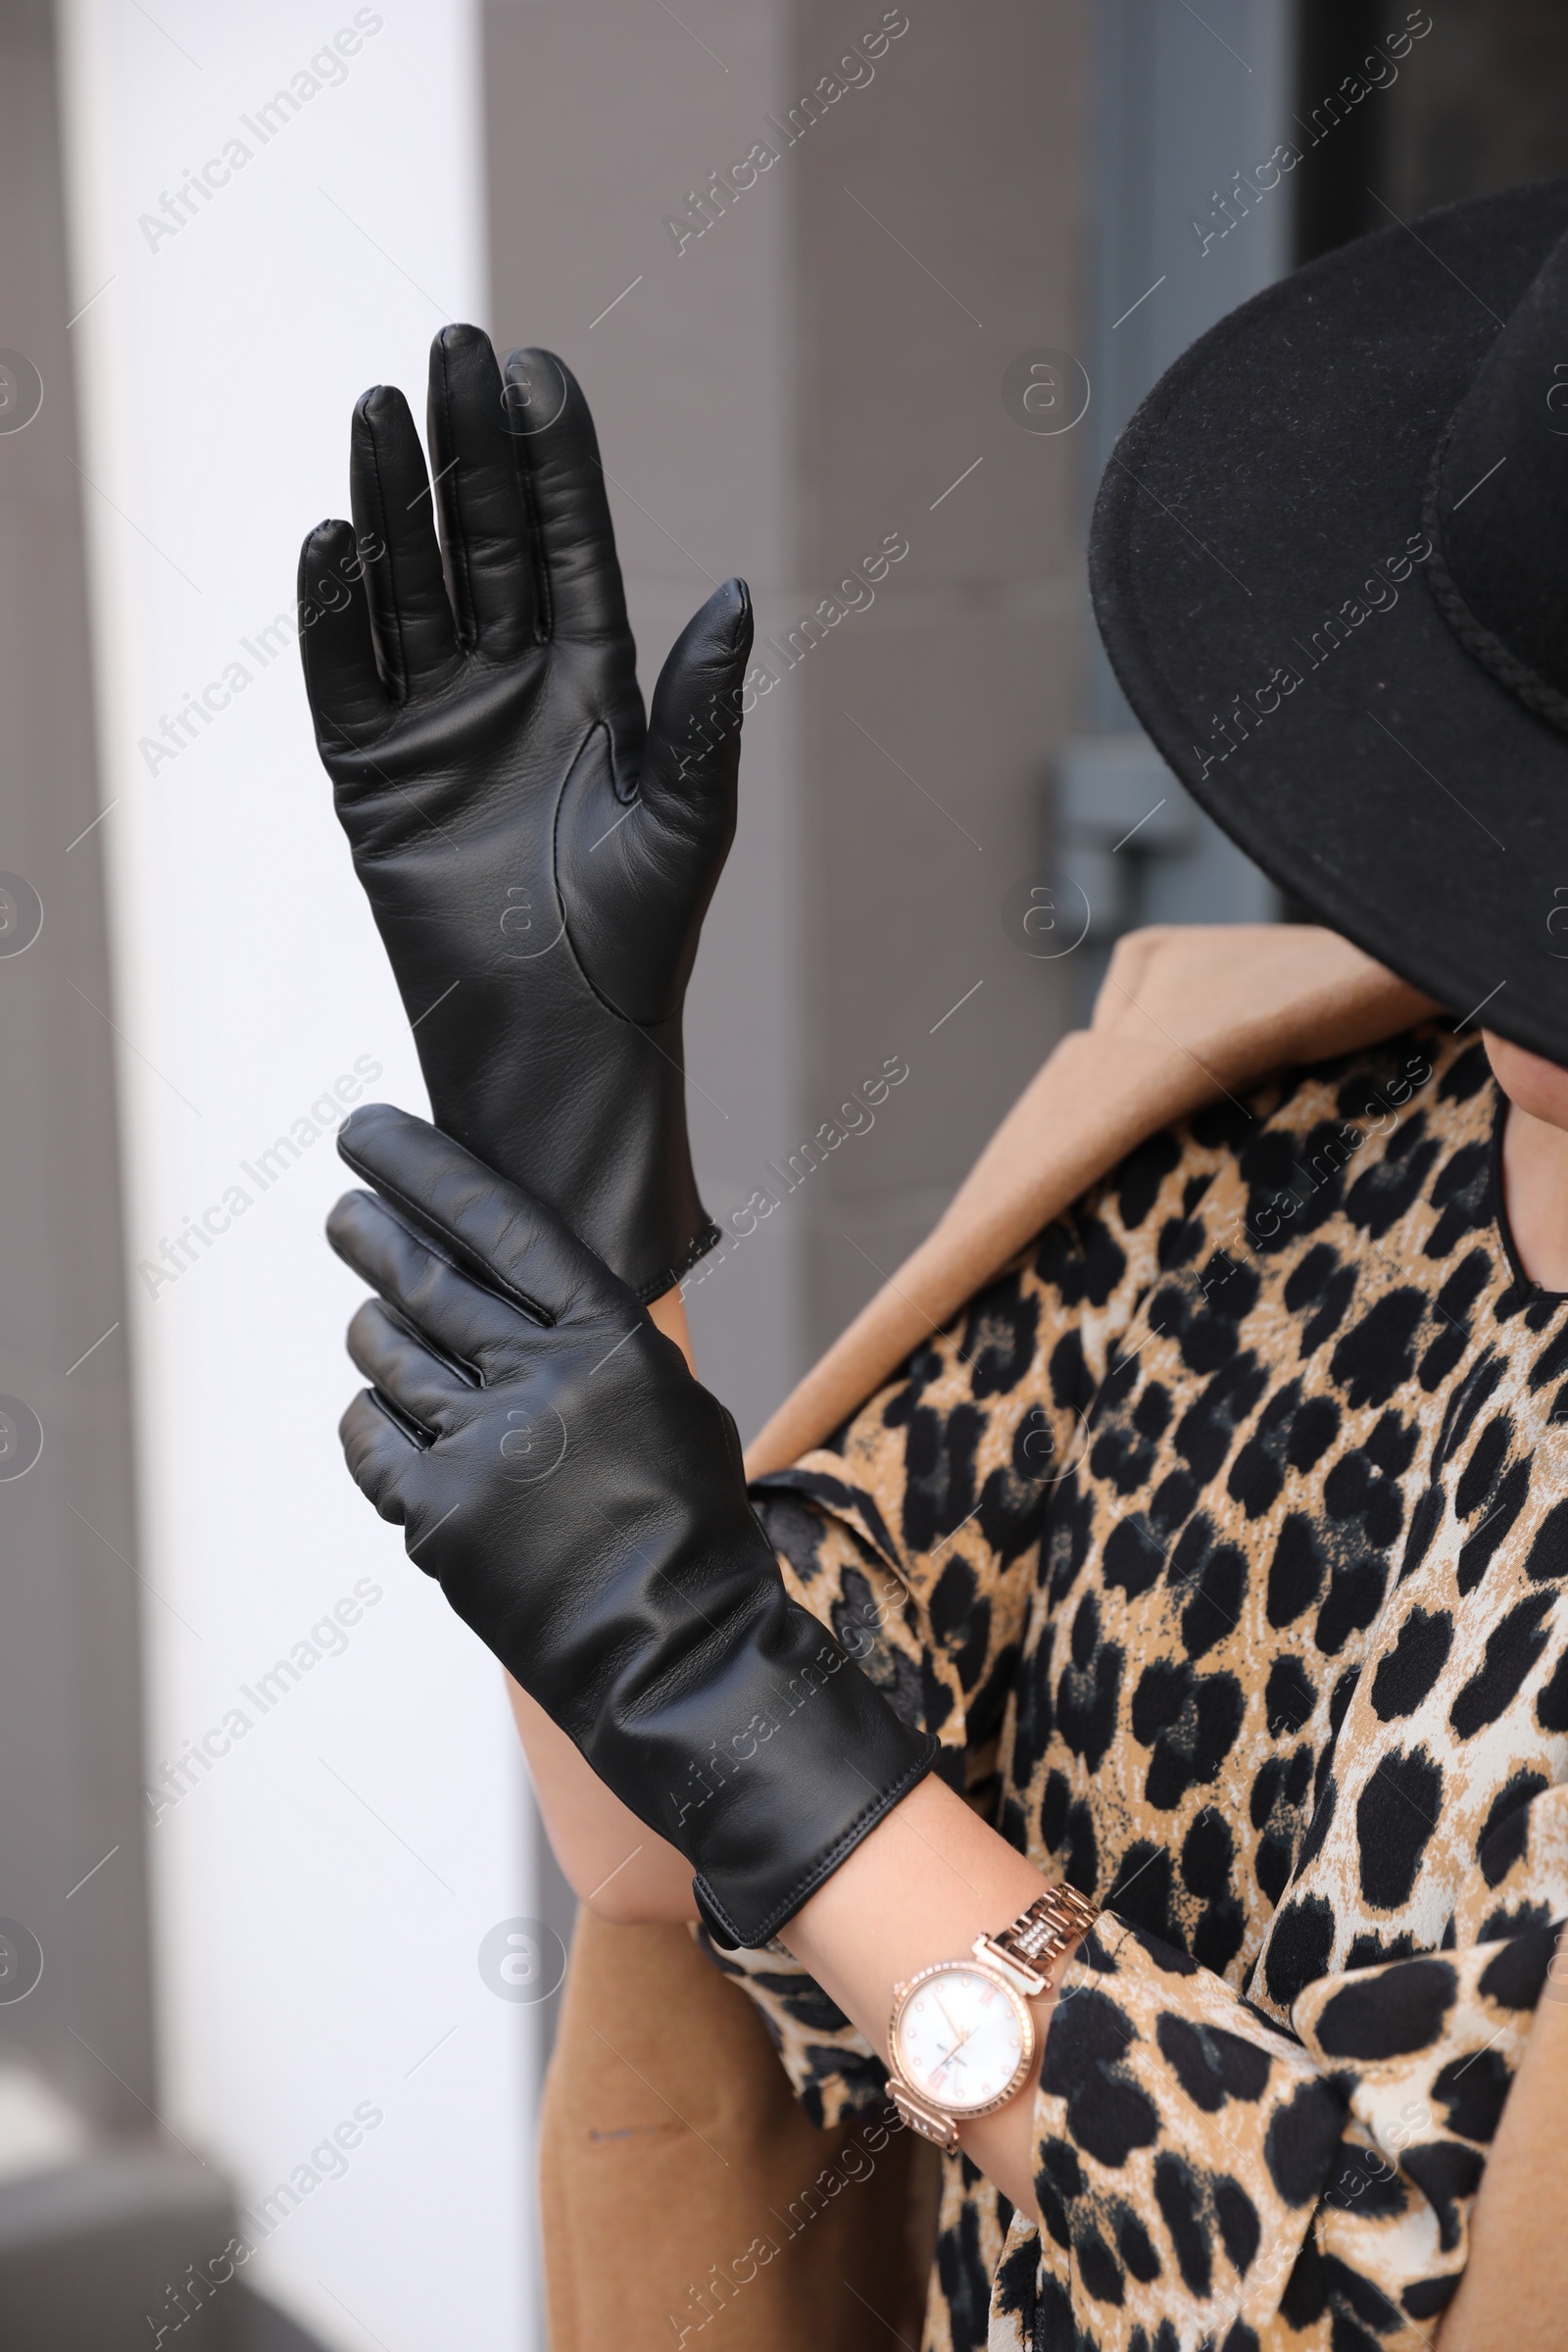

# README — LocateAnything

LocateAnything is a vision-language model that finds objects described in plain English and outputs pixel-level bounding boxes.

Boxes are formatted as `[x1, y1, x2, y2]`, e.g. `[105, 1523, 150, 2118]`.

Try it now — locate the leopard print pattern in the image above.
[705, 1028, 1568, 2351]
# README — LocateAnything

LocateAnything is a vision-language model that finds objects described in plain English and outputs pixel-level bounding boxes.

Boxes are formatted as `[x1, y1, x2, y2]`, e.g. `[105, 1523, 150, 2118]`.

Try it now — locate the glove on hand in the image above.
[299, 325, 753, 1302]
[326, 1102, 935, 1947]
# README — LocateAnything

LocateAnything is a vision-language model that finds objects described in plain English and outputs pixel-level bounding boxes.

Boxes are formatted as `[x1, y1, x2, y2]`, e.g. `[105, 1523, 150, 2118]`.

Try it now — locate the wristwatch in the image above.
[886, 1885, 1100, 2152]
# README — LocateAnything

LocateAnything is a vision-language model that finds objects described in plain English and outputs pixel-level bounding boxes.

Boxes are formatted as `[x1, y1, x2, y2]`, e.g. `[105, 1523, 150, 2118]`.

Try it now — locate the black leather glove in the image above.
[325, 1102, 935, 1947]
[298, 325, 752, 1302]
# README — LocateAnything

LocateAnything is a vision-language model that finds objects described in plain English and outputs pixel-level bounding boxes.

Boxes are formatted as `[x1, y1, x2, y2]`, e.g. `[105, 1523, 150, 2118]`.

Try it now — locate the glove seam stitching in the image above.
[553, 721, 677, 1034]
[363, 418, 410, 703]
[336, 1149, 558, 1332]
[433, 334, 477, 649]
[507, 350, 556, 642]
[633, 1218, 722, 1304]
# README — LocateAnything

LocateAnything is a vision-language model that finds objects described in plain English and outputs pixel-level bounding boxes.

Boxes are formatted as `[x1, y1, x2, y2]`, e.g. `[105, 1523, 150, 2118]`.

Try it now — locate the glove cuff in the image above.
[631, 1212, 721, 1305]
[689, 1724, 939, 1950]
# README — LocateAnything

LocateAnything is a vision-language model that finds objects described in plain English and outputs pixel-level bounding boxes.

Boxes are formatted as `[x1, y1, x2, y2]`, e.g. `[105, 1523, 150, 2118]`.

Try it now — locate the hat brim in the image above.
[1091, 178, 1568, 1065]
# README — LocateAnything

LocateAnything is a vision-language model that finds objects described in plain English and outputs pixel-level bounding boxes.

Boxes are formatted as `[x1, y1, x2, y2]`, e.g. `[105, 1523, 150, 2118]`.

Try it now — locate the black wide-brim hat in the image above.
[1091, 179, 1568, 1064]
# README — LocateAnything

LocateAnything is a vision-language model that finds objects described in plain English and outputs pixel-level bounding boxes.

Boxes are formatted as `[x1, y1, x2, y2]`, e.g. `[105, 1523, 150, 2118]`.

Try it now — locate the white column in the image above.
[56, 6, 535, 2345]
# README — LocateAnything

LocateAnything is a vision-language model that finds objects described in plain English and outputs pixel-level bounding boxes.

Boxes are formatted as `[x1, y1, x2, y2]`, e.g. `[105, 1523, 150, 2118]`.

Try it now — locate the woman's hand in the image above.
[299, 325, 753, 1302]
[504, 1282, 703, 1925]
[781, 1769, 1071, 2225]
[504, 1682, 697, 1921]
[325, 1102, 934, 1946]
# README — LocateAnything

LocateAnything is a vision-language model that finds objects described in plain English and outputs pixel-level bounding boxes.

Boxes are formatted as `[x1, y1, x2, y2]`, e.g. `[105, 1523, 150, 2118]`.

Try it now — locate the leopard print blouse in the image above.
[702, 1025, 1568, 2352]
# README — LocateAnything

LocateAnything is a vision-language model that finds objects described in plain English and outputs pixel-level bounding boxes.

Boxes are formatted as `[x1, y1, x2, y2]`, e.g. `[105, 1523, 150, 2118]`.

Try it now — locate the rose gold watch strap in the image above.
[983, 1885, 1100, 1981]
[888, 2081, 961, 2153]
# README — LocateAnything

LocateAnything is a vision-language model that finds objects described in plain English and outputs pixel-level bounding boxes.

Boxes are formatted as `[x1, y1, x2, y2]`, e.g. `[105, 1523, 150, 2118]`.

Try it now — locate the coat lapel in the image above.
[746, 924, 1433, 1475]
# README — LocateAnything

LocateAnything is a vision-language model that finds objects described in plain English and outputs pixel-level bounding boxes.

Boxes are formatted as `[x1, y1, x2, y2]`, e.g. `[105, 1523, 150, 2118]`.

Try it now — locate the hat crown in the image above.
[1430, 222, 1568, 724]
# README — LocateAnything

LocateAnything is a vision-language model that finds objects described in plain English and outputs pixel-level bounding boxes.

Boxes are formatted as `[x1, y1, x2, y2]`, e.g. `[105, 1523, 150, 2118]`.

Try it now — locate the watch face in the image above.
[892, 1963, 1032, 2116]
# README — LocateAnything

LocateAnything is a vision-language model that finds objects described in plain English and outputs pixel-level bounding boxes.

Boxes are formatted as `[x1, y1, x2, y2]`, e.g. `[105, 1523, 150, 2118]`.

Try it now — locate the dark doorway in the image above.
[1295, 0, 1568, 266]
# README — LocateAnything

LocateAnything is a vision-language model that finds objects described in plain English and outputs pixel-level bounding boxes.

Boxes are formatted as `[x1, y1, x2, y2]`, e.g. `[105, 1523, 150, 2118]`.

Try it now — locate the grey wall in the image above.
[1061, 0, 1295, 1017]
[777, 0, 1090, 1375]
[0, 0, 154, 2131]
[483, 0, 1090, 1433]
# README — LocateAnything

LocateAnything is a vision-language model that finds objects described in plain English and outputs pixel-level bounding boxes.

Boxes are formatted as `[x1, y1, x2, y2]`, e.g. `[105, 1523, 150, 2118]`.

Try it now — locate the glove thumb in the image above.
[557, 578, 752, 1024]
[639, 577, 755, 844]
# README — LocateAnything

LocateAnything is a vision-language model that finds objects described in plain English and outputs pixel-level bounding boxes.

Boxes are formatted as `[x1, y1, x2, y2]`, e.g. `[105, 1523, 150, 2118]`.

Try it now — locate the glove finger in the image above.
[426, 324, 537, 660]
[327, 1187, 528, 1381]
[297, 519, 388, 745]
[349, 383, 460, 697]
[502, 348, 633, 650]
[335, 1102, 635, 1329]
[338, 1386, 417, 1526]
[346, 1298, 473, 1436]
[641, 575, 753, 842]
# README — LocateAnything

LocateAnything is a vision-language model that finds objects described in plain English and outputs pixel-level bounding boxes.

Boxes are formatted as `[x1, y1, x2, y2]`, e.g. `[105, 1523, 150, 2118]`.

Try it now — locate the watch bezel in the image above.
[888, 1955, 1037, 2122]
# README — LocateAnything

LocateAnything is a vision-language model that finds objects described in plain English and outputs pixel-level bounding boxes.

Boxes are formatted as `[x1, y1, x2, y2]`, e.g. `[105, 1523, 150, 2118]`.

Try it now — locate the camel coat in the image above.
[538, 922, 1436, 2352]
